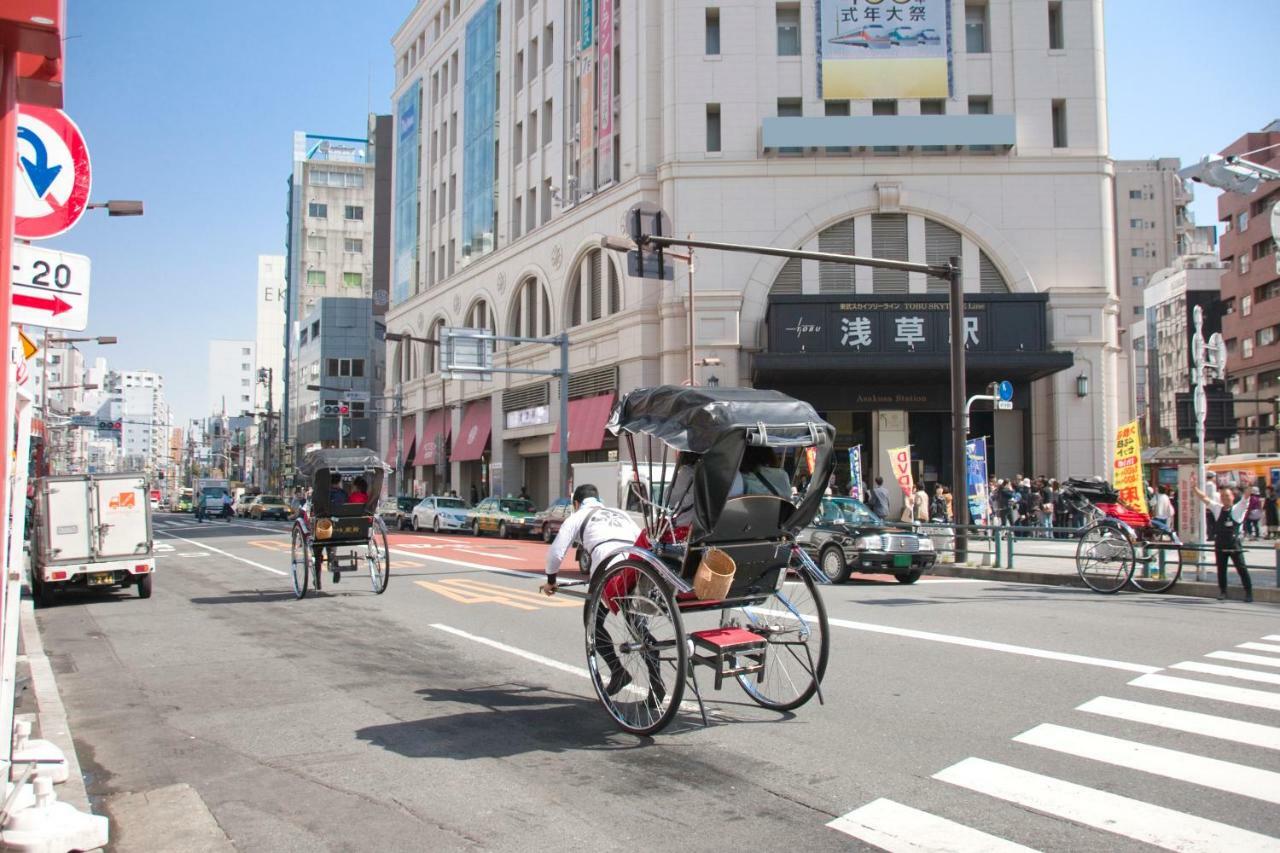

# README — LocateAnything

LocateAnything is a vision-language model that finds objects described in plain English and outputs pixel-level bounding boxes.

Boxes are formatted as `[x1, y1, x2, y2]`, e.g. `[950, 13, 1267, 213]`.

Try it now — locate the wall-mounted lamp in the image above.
[1076, 372, 1089, 398]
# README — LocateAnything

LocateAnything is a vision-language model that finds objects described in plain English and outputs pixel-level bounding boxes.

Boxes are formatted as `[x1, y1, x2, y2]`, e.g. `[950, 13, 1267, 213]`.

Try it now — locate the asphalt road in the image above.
[34, 512, 1280, 852]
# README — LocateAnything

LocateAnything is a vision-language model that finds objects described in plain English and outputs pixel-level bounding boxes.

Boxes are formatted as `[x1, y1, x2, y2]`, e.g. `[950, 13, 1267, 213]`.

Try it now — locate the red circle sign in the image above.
[13, 105, 92, 240]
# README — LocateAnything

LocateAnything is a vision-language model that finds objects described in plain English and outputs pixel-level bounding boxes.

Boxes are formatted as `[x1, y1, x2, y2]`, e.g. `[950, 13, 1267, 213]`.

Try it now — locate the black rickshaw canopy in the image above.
[299, 448, 392, 477]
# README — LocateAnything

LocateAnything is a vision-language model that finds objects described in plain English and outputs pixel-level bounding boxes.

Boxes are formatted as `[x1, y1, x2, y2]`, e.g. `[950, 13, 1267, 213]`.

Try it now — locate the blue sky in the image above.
[43, 0, 1279, 426]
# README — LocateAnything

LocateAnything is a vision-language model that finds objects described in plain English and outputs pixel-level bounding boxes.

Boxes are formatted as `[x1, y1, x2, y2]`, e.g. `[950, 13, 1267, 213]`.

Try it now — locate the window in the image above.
[706, 104, 721, 152]
[344, 238, 363, 253]
[528, 112, 538, 156]
[308, 202, 327, 218]
[529, 38, 539, 81]
[449, 174, 457, 211]
[544, 25, 554, 69]
[542, 99, 553, 146]
[450, 111, 458, 149]
[515, 50, 524, 90]
[526, 187, 537, 232]
[569, 249, 621, 326]
[1048, 1, 1064, 49]
[1132, 306, 1142, 316]
[1239, 211, 1250, 231]
[968, 96, 992, 115]
[242, 347, 251, 356]
[449, 239, 456, 275]
[1240, 254, 1250, 275]
[1243, 294, 1253, 316]
[1129, 189, 1143, 200]
[776, 5, 800, 55]
[240, 362, 251, 371]
[965, 3, 989, 53]
[1130, 247, 1144, 257]
[1132, 275, 1145, 288]
[344, 205, 364, 221]
[706, 8, 721, 55]
[343, 272, 363, 288]
[1051, 99, 1067, 148]
[921, 99, 945, 115]
[509, 276, 552, 339]
[541, 177, 552, 225]
[777, 97, 802, 154]
[306, 270, 326, 286]
[1243, 338, 1254, 359]
[307, 234, 326, 251]
[1129, 218, 1144, 229]
[513, 121, 523, 162]
[513, 196, 523, 239]
[1262, 327, 1278, 347]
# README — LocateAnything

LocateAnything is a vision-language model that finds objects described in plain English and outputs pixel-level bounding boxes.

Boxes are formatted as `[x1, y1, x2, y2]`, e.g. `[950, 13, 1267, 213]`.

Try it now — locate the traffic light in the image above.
[338, 404, 349, 416]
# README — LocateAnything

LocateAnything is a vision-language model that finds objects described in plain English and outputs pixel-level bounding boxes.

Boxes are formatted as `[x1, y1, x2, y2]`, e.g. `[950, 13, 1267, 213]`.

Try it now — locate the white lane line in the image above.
[827, 798, 1038, 852]
[1264, 635, 1280, 642]
[935, 757, 1280, 853]
[155, 531, 288, 576]
[751, 609, 1159, 674]
[1207, 651, 1280, 669]
[1129, 673, 1280, 712]
[1239, 642, 1280, 654]
[429, 623, 589, 679]
[1170, 660, 1280, 686]
[1014, 723, 1280, 805]
[1076, 696, 1280, 751]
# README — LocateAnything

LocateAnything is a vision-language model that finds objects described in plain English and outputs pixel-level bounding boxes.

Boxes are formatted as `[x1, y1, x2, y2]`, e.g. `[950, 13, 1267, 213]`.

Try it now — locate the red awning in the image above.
[415, 410, 451, 466]
[451, 398, 492, 462]
[395, 416, 414, 467]
[550, 393, 616, 453]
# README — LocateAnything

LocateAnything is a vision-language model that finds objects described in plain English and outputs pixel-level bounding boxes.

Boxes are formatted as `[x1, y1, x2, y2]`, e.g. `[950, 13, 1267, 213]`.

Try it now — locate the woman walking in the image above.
[1192, 484, 1254, 603]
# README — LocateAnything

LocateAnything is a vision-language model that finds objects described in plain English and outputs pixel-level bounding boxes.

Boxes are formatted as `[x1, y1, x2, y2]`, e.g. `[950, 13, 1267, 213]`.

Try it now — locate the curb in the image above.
[931, 564, 1280, 603]
[19, 597, 94, 814]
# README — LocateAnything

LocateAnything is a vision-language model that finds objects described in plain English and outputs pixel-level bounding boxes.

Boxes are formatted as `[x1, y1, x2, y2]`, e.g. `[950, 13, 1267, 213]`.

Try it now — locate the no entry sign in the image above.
[14, 105, 92, 240]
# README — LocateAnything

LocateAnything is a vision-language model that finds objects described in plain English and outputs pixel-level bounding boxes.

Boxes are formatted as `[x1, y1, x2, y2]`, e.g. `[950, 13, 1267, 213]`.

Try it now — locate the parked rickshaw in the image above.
[290, 448, 392, 599]
[580, 386, 835, 735]
[1062, 478, 1183, 594]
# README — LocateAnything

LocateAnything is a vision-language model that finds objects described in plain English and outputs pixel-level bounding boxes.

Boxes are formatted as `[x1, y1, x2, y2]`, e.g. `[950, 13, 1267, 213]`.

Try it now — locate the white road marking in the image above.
[389, 548, 539, 580]
[1129, 673, 1280, 712]
[827, 798, 1038, 852]
[1170, 660, 1280, 686]
[429, 623, 589, 679]
[752, 609, 1160, 674]
[1264, 635, 1280, 642]
[1207, 650, 1280, 669]
[155, 532, 288, 576]
[1238, 642, 1280, 654]
[1076, 696, 1280, 751]
[1014, 723, 1280, 805]
[935, 757, 1280, 853]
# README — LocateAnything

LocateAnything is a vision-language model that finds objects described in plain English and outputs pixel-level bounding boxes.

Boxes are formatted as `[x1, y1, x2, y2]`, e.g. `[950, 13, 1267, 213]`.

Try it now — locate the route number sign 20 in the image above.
[10, 243, 92, 331]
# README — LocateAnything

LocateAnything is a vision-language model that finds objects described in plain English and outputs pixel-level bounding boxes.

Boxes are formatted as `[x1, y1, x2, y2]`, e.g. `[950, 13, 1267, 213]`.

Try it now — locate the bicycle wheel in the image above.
[1076, 523, 1134, 594]
[290, 523, 310, 600]
[721, 568, 829, 711]
[1130, 538, 1183, 593]
[585, 560, 687, 736]
[368, 520, 391, 594]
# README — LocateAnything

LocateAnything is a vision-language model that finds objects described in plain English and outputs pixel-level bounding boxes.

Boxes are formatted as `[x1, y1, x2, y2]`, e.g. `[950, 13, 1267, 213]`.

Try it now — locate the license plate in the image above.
[892, 554, 912, 569]
[87, 572, 115, 587]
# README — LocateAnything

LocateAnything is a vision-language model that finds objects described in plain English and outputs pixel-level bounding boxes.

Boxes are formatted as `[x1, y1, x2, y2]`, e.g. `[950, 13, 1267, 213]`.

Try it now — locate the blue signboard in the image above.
[581, 0, 594, 49]
[965, 437, 990, 523]
[392, 80, 421, 306]
[462, 0, 498, 264]
[848, 444, 863, 500]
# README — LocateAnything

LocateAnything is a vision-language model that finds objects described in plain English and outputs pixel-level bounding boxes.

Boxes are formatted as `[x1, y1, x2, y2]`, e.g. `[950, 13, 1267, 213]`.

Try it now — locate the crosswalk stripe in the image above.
[827, 798, 1039, 852]
[1171, 661, 1280, 686]
[1207, 651, 1280, 669]
[1077, 696, 1280, 751]
[1264, 635, 1280, 642]
[1238, 642, 1280, 654]
[1013, 723, 1280, 805]
[1129, 673, 1280, 712]
[934, 757, 1280, 852]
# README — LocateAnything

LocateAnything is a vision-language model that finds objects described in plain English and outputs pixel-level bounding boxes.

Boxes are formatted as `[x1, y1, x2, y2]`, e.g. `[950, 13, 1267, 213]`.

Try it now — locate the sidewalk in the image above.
[934, 534, 1279, 603]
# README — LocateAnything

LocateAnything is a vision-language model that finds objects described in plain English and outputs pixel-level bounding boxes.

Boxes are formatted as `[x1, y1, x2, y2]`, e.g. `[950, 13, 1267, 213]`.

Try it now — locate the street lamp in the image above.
[1076, 373, 1089, 398]
[85, 200, 144, 217]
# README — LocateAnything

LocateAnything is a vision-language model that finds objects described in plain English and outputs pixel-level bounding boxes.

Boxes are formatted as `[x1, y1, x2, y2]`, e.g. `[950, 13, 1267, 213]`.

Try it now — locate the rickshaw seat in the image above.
[678, 496, 795, 600]
[699, 495, 794, 544]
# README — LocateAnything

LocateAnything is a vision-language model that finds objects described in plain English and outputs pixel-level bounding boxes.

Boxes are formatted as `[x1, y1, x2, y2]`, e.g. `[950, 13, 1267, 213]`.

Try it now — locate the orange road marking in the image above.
[414, 577, 577, 610]
[249, 540, 291, 551]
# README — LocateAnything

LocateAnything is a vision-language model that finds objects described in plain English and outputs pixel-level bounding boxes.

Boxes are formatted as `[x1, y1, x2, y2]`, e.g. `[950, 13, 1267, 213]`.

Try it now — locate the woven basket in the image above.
[693, 548, 736, 600]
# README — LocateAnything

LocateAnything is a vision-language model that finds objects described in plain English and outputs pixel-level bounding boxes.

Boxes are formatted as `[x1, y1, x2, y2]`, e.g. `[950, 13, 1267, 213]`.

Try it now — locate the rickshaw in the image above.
[1062, 477, 1183, 594]
[290, 448, 392, 599]
[579, 386, 835, 735]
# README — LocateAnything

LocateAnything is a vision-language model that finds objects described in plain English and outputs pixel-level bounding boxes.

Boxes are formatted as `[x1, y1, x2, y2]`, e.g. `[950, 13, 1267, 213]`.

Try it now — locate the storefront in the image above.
[416, 409, 450, 496]
[755, 294, 1072, 494]
[451, 398, 492, 501]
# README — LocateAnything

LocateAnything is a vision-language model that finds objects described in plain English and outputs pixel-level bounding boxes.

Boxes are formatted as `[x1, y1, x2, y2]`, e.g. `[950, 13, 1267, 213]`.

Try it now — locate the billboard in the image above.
[392, 80, 421, 306]
[597, 0, 614, 186]
[462, 0, 499, 263]
[818, 0, 952, 99]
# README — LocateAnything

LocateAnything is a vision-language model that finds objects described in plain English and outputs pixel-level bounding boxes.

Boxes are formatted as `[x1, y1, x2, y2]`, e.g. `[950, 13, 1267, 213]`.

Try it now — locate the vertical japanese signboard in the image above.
[965, 437, 990, 524]
[596, 0, 614, 186]
[887, 445, 913, 499]
[392, 80, 421, 305]
[818, 0, 952, 99]
[578, 0, 596, 194]
[1113, 420, 1149, 515]
[848, 444, 863, 500]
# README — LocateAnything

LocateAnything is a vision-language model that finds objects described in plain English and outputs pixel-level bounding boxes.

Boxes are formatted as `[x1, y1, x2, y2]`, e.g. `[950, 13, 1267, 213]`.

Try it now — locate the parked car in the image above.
[378, 496, 419, 530]
[533, 498, 572, 543]
[412, 496, 471, 533]
[176, 496, 192, 513]
[247, 495, 293, 521]
[796, 496, 935, 584]
[467, 497, 538, 538]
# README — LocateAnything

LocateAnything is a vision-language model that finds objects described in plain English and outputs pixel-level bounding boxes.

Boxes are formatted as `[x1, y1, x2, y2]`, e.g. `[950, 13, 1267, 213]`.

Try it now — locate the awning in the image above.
[550, 393, 616, 453]
[416, 409, 451, 466]
[451, 399, 492, 462]
[398, 416, 415, 468]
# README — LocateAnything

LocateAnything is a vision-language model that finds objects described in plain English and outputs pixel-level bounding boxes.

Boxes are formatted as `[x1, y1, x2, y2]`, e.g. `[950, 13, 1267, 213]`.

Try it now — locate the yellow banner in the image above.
[887, 445, 913, 496]
[1113, 420, 1148, 515]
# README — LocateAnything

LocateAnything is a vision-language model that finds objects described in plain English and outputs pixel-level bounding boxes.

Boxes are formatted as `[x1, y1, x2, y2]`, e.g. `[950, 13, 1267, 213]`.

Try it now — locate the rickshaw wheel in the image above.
[368, 519, 391, 594]
[585, 560, 687, 736]
[1075, 522, 1134, 594]
[290, 523, 310, 600]
[720, 568, 829, 712]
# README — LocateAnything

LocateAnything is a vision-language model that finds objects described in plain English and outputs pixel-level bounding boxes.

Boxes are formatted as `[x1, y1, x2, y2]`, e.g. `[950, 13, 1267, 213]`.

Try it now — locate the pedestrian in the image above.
[912, 485, 929, 525]
[1266, 486, 1280, 539]
[221, 491, 233, 522]
[1153, 485, 1174, 527]
[1192, 484, 1254, 603]
[519, 484, 530, 500]
[868, 476, 890, 519]
[469, 483, 480, 506]
[930, 485, 949, 523]
[1246, 487, 1263, 539]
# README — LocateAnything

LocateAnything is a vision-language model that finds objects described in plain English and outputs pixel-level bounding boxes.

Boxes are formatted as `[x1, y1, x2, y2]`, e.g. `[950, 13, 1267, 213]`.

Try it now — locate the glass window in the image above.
[968, 96, 992, 115]
[776, 5, 800, 55]
[344, 205, 364, 221]
[515, 50, 524, 90]
[308, 202, 327, 218]
[343, 272, 363, 288]
[777, 97, 802, 154]
[1132, 275, 1145, 288]
[706, 8, 721, 55]
[1243, 338, 1254, 358]
[1240, 254, 1250, 275]
[1130, 247, 1144, 257]
[1048, 1, 1064, 49]
[1130, 218, 1143, 228]
[1129, 190, 1143, 200]
[1243, 294, 1253, 316]
[965, 3, 989, 53]
[706, 104, 721, 152]
[543, 99, 553, 145]
[513, 121, 523, 162]
[1259, 327, 1276, 347]
[307, 235, 326, 251]
[544, 25, 554, 68]
[1051, 99, 1067, 148]
[306, 270, 326, 286]
[1239, 211, 1250, 230]
[529, 37, 539, 81]
[344, 238, 363, 253]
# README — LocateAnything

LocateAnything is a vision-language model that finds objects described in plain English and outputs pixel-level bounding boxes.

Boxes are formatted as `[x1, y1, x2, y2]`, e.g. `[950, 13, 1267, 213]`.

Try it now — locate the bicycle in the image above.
[1062, 479, 1183, 594]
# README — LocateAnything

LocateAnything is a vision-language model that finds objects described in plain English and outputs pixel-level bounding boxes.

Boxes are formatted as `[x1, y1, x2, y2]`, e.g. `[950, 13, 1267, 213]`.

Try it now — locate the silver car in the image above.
[410, 496, 470, 533]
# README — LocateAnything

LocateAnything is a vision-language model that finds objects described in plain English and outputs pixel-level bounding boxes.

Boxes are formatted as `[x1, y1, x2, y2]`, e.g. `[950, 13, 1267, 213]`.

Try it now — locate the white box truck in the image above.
[30, 473, 156, 607]
[570, 461, 677, 516]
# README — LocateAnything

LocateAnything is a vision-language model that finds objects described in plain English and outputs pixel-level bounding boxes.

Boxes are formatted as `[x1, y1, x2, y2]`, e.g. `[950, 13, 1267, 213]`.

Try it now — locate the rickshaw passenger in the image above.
[347, 477, 370, 504]
[328, 473, 347, 506]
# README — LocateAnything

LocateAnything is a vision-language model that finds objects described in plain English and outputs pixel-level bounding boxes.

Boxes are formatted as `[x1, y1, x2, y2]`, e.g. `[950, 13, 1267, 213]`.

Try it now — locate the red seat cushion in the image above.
[1096, 503, 1151, 528]
[689, 627, 765, 650]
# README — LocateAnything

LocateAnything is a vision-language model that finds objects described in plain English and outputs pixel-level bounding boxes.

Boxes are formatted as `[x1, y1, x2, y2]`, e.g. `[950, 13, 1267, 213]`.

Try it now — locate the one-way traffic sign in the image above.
[10, 243, 91, 331]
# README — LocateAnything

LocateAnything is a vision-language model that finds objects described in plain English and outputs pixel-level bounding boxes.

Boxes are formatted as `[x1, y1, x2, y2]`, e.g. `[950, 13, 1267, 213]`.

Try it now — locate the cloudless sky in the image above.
[42, 0, 1280, 426]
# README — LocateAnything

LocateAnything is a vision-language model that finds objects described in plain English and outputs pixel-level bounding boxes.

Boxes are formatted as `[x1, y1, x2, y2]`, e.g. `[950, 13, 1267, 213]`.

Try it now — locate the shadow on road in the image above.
[189, 590, 299, 605]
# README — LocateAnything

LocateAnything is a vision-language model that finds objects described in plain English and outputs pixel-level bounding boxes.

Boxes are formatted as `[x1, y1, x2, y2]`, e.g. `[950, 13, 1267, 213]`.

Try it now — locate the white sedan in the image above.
[410, 496, 471, 533]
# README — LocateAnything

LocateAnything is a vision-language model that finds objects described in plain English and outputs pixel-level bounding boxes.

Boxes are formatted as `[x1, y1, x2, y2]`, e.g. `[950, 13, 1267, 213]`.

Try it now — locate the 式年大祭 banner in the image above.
[818, 0, 952, 99]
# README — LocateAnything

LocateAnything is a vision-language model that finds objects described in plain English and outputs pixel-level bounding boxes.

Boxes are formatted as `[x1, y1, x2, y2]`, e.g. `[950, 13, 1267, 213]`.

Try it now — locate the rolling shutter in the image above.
[871, 213, 908, 294]
[772, 257, 802, 295]
[818, 218, 856, 294]
[979, 250, 1011, 293]
[925, 220, 962, 295]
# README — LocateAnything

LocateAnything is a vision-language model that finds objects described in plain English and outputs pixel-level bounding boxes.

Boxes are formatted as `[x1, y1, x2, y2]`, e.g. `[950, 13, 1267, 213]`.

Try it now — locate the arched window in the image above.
[568, 249, 622, 327]
[508, 276, 552, 342]
[426, 317, 445, 374]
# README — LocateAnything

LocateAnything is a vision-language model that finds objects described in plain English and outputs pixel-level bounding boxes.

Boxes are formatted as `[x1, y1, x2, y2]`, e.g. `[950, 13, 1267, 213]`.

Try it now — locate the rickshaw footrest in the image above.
[689, 628, 768, 690]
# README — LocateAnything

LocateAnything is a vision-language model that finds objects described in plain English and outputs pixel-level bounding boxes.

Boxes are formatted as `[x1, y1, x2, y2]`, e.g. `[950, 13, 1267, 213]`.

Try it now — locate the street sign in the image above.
[14, 105, 92, 240]
[995, 400, 1013, 410]
[70, 415, 96, 428]
[18, 330, 37, 361]
[441, 326, 494, 382]
[624, 202, 674, 281]
[10, 243, 90, 331]
[995, 380, 1013, 402]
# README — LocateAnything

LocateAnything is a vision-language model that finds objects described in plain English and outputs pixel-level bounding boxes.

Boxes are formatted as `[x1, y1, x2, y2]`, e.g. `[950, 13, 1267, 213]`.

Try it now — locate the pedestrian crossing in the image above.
[828, 630, 1280, 851]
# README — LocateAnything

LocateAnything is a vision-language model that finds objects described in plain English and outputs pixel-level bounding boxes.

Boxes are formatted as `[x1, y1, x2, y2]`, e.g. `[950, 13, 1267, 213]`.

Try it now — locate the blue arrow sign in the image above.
[996, 380, 1014, 402]
[17, 126, 62, 198]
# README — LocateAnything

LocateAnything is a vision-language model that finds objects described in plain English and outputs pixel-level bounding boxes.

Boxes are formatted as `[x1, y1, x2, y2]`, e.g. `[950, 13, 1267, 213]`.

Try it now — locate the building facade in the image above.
[119, 371, 171, 475]
[386, 0, 1118, 508]
[254, 255, 287, 489]
[207, 339, 256, 417]
[1217, 120, 1280, 451]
